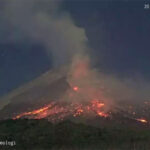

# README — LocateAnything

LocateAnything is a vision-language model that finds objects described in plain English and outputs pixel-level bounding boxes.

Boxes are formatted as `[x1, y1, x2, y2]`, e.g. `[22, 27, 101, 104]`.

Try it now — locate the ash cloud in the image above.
[1, 0, 89, 66]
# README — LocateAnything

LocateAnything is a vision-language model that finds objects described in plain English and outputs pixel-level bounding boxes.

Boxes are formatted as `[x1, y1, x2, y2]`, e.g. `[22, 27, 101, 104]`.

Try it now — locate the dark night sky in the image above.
[0, 0, 150, 96]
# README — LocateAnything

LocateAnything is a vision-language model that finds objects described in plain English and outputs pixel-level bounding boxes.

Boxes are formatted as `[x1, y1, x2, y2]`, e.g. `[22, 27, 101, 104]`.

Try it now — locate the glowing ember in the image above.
[73, 86, 79, 91]
[97, 111, 108, 118]
[136, 118, 148, 124]
[91, 100, 105, 108]
[74, 107, 84, 117]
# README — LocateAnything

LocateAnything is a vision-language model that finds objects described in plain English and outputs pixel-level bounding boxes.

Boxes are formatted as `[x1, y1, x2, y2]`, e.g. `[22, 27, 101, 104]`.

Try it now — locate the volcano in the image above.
[0, 61, 150, 128]
[0, 65, 109, 122]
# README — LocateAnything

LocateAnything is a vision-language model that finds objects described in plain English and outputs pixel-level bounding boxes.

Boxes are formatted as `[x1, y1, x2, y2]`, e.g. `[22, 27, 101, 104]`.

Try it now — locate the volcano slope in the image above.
[0, 67, 149, 127]
[0, 66, 150, 125]
[0, 67, 70, 120]
[0, 67, 150, 149]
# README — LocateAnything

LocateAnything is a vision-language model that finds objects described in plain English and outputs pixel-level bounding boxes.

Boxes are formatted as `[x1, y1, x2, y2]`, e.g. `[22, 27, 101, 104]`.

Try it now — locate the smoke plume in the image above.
[2, 0, 89, 66]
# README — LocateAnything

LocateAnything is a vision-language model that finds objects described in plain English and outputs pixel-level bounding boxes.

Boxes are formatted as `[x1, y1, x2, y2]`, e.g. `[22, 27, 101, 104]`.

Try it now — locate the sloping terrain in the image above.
[0, 67, 70, 119]
[0, 67, 150, 128]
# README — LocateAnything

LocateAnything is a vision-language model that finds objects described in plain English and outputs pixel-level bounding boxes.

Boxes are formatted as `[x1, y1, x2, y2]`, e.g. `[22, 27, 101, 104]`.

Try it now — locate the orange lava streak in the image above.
[97, 111, 108, 118]
[91, 100, 105, 108]
[136, 118, 148, 123]
[13, 104, 52, 120]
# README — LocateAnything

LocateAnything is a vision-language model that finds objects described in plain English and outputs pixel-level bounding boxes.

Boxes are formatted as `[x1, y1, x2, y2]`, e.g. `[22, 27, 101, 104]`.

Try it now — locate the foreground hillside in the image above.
[0, 119, 150, 150]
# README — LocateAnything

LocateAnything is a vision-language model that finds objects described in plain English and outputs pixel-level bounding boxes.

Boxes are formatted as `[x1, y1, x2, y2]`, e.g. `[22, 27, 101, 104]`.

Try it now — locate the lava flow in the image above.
[13, 99, 109, 122]
[136, 118, 148, 124]
[13, 99, 149, 125]
[13, 103, 53, 120]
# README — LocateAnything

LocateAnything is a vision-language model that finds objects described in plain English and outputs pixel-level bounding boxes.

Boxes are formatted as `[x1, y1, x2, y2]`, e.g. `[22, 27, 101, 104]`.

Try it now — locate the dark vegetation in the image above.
[0, 119, 150, 150]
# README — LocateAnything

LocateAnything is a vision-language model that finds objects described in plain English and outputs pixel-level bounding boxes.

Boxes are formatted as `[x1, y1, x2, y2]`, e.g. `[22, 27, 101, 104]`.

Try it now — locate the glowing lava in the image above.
[136, 118, 148, 124]
[97, 111, 108, 117]
[13, 104, 52, 120]
[73, 86, 79, 91]
[13, 100, 109, 122]
[13, 100, 149, 125]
